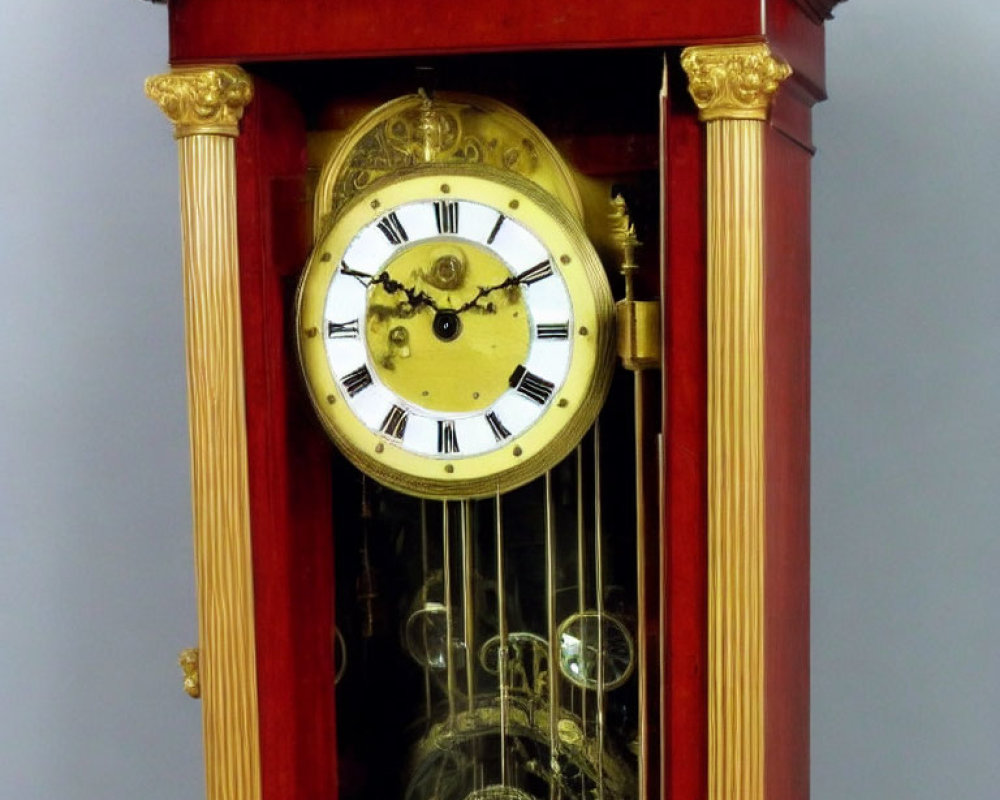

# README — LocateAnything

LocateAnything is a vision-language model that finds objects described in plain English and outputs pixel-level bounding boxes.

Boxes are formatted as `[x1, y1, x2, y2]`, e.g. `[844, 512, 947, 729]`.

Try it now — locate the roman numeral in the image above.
[376, 212, 408, 245]
[485, 411, 511, 441]
[434, 201, 459, 234]
[509, 364, 555, 405]
[437, 420, 460, 454]
[486, 213, 506, 245]
[341, 364, 373, 397]
[536, 322, 570, 339]
[379, 404, 408, 440]
[327, 319, 360, 339]
[516, 259, 553, 285]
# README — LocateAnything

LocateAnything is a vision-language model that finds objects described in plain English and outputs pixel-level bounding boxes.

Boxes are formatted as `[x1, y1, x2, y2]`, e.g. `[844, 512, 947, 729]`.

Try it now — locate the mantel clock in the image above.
[145, 2, 843, 800]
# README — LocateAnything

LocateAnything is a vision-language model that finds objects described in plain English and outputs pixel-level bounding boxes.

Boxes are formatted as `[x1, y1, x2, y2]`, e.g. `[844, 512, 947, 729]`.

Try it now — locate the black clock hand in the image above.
[454, 275, 521, 314]
[340, 265, 439, 312]
[454, 259, 554, 314]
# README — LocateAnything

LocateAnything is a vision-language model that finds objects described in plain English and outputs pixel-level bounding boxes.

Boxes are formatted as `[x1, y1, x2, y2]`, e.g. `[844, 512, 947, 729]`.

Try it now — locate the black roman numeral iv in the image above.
[509, 364, 555, 405]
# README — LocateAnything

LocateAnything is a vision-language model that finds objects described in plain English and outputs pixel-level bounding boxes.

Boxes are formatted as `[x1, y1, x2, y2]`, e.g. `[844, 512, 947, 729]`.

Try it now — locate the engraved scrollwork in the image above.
[329, 95, 545, 216]
[680, 44, 791, 122]
[145, 66, 253, 138]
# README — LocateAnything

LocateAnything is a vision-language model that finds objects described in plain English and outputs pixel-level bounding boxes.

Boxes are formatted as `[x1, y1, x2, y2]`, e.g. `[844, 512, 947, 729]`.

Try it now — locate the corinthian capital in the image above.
[680, 44, 791, 122]
[145, 66, 253, 138]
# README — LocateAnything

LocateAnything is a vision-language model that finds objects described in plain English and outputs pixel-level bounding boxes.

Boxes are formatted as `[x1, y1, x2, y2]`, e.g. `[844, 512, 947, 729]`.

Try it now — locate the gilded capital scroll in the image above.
[680, 44, 790, 121]
[145, 66, 253, 138]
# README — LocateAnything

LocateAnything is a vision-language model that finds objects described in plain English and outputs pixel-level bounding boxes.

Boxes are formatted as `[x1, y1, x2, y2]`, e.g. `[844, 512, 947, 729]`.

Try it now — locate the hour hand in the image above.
[341, 265, 439, 312]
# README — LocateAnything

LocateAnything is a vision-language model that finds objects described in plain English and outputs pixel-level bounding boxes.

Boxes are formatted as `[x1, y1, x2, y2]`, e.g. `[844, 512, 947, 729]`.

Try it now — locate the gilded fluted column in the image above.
[680, 44, 791, 800]
[145, 66, 261, 800]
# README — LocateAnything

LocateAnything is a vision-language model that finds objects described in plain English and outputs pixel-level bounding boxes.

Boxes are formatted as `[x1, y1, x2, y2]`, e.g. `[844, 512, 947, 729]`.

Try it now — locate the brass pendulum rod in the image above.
[633, 367, 650, 800]
[420, 500, 432, 724]
[358, 478, 378, 641]
[575, 443, 588, 800]
[461, 500, 476, 713]
[611, 196, 661, 800]
[593, 422, 606, 800]
[610, 194, 661, 800]
[544, 470, 560, 800]
[443, 500, 456, 724]
[495, 488, 510, 786]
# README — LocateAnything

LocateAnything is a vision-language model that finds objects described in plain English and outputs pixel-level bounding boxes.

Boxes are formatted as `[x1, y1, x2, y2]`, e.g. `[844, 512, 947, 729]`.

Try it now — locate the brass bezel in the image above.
[297, 165, 614, 499]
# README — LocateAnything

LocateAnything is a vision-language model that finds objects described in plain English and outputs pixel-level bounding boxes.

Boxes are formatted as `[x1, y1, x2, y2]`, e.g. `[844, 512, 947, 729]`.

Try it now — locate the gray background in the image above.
[0, 1, 996, 798]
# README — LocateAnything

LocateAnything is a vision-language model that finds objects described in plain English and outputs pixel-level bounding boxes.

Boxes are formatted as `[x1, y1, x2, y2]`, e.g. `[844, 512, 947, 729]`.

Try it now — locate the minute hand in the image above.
[455, 259, 554, 314]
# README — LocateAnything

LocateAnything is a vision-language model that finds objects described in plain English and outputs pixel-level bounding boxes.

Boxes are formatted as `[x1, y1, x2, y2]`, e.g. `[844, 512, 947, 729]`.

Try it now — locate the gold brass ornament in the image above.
[680, 44, 791, 122]
[610, 196, 660, 371]
[179, 648, 201, 698]
[145, 66, 253, 138]
[313, 92, 583, 235]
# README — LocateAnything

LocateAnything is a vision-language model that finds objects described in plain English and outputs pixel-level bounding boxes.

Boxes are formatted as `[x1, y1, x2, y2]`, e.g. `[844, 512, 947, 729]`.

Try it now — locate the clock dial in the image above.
[297, 167, 614, 498]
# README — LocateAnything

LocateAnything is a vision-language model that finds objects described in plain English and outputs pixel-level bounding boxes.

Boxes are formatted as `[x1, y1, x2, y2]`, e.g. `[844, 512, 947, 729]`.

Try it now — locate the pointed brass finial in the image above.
[610, 195, 642, 301]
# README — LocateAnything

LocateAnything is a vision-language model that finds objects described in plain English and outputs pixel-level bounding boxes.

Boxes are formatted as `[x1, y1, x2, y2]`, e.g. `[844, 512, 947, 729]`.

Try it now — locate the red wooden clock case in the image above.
[158, 1, 840, 798]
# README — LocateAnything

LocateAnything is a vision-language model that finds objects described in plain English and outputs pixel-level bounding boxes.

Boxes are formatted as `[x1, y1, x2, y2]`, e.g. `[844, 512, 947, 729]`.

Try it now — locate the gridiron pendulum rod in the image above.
[420, 500, 432, 724]
[443, 500, 456, 724]
[545, 470, 560, 800]
[495, 487, 510, 786]
[461, 500, 476, 713]
[594, 422, 606, 800]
